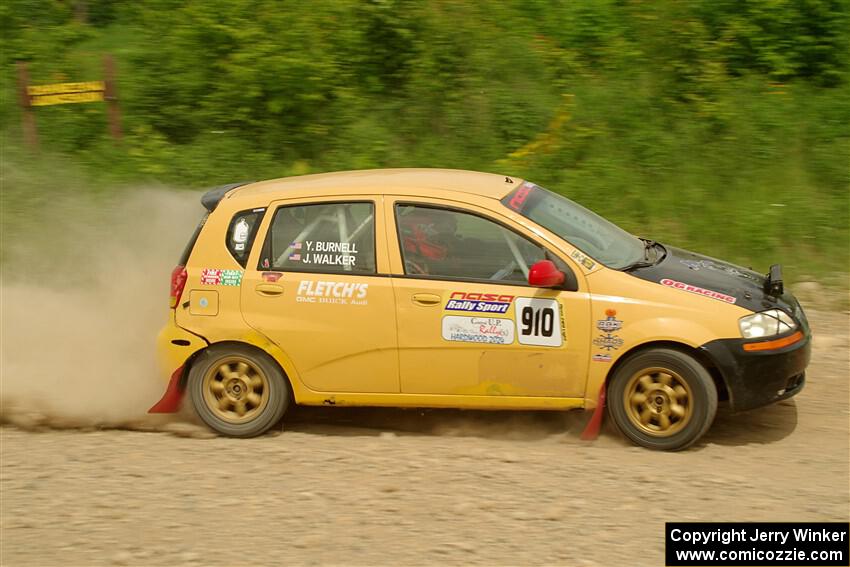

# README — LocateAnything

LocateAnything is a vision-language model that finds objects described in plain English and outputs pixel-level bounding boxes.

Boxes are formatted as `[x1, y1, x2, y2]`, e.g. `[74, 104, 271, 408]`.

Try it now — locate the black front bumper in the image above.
[700, 331, 811, 412]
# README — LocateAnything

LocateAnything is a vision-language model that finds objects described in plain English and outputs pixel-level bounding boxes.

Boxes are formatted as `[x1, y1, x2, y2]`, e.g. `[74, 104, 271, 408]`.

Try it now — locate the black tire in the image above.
[606, 348, 717, 451]
[188, 344, 290, 438]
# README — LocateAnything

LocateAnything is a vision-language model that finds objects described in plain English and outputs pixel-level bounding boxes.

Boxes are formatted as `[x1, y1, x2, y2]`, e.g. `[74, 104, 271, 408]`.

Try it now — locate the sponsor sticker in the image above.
[507, 182, 533, 211]
[220, 270, 243, 286]
[570, 249, 596, 270]
[296, 280, 368, 306]
[593, 308, 624, 351]
[515, 297, 563, 347]
[200, 268, 243, 286]
[444, 291, 515, 314]
[201, 268, 222, 285]
[660, 278, 737, 304]
[442, 316, 515, 345]
[592, 353, 612, 362]
[596, 311, 623, 333]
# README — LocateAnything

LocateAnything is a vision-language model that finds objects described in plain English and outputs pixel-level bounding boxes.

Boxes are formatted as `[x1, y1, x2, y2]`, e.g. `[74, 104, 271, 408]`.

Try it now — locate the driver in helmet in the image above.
[398, 209, 460, 276]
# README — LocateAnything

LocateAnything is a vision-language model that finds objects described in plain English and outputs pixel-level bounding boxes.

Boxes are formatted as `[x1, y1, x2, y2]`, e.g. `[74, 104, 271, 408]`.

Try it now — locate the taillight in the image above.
[170, 265, 188, 308]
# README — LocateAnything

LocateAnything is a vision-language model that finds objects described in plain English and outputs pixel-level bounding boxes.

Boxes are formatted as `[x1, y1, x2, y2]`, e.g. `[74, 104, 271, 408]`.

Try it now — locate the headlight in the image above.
[739, 309, 797, 339]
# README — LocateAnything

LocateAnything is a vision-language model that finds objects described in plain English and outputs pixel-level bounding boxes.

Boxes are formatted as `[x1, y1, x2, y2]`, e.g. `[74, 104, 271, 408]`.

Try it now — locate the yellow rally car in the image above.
[150, 169, 811, 450]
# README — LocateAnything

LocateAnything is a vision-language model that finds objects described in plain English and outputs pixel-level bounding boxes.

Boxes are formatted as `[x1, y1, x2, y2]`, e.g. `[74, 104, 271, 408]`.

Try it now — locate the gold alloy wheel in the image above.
[202, 356, 270, 424]
[623, 367, 693, 437]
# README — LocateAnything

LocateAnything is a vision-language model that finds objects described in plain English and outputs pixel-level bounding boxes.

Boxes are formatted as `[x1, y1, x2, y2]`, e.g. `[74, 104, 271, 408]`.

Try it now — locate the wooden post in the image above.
[103, 54, 122, 140]
[16, 62, 38, 150]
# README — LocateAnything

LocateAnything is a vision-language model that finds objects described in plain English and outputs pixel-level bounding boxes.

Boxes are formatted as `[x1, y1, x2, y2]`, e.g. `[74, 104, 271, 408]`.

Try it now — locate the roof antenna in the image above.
[505, 176, 513, 183]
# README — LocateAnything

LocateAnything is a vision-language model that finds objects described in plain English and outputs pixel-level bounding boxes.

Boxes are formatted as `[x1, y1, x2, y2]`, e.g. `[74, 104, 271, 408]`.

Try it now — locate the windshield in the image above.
[502, 182, 644, 270]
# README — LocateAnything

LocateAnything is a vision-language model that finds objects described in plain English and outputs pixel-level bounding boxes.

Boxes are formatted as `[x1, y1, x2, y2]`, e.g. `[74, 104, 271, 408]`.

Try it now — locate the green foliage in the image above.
[1, 0, 848, 281]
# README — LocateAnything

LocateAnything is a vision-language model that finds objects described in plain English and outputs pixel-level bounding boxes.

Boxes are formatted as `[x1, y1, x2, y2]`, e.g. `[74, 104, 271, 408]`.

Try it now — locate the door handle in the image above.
[412, 293, 441, 306]
[255, 283, 284, 296]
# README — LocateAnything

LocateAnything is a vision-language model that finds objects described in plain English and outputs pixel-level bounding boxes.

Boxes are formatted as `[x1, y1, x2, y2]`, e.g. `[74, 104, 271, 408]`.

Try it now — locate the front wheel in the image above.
[188, 344, 290, 437]
[606, 348, 717, 451]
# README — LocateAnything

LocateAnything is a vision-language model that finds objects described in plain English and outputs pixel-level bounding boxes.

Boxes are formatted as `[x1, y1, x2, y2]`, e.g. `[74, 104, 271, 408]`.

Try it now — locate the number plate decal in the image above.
[515, 298, 563, 347]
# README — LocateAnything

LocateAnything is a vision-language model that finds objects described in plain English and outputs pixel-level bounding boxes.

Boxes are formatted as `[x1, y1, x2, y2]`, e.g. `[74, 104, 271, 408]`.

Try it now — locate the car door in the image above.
[385, 197, 592, 398]
[240, 197, 399, 393]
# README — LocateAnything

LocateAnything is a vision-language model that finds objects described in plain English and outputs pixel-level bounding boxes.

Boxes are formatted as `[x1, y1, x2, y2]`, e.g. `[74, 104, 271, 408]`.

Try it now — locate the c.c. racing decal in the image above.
[515, 297, 563, 347]
[660, 278, 737, 304]
[445, 291, 515, 314]
[296, 280, 368, 306]
[592, 309, 624, 352]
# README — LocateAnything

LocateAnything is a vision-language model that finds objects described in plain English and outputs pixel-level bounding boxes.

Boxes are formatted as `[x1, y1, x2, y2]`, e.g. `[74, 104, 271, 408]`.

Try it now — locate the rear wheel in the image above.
[606, 348, 717, 451]
[188, 344, 289, 437]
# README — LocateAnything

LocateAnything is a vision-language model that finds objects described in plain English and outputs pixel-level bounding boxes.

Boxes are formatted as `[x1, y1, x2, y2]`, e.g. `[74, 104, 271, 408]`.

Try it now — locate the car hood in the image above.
[626, 245, 800, 315]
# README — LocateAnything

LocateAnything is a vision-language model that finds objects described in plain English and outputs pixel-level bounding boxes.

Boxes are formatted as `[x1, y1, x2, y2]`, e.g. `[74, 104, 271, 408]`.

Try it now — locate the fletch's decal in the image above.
[290, 241, 358, 267]
[445, 291, 515, 314]
[660, 278, 737, 304]
[296, 280, 368, 305]
[593, 309, 624, 351]
[201, 269, 243, 286]
[570, 249, 596, 270]
[515, 297, 563, 347]
[442, 316, 515, 345]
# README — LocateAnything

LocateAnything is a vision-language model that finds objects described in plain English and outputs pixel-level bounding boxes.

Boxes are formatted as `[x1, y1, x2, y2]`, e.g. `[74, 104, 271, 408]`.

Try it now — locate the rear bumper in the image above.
[150, 314, 207, 413]
[156, 313, 207, 381]
[700, 330, 811, 412]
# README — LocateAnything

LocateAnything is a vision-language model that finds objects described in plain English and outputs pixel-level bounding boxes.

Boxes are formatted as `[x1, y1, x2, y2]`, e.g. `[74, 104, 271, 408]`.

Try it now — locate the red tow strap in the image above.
[148, 365, 186, 413]
[580, 383, 607, 441]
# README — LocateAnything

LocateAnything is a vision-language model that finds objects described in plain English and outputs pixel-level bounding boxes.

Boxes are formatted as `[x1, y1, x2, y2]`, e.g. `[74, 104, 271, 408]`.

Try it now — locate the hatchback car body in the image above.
[150, 169, 811, 450]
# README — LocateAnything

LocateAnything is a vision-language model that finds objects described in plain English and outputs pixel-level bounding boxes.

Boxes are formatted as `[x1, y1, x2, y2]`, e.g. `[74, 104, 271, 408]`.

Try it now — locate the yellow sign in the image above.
[27, 81, 105, 106]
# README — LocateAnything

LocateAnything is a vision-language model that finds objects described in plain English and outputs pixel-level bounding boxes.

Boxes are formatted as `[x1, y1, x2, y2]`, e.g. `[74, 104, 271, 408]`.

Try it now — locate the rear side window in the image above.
[260, 202, 376, 274]
[226, 208, 265, 267]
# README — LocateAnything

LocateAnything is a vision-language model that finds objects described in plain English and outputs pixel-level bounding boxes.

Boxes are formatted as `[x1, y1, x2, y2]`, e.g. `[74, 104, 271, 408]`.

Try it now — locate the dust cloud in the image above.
[1, 189, 202, 430]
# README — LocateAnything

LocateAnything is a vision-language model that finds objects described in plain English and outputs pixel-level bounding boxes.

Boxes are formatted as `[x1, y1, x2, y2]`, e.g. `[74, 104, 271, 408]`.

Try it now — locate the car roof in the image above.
[226, 168, 522, 206]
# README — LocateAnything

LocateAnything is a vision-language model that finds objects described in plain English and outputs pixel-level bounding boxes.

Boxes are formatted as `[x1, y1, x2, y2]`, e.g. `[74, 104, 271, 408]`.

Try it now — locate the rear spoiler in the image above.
[764, 264, 784, 296]
[200, 181, 253, 212]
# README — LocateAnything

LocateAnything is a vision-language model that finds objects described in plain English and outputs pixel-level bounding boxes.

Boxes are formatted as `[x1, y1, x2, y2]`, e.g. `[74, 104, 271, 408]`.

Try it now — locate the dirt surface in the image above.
[1, 308, 848, 567]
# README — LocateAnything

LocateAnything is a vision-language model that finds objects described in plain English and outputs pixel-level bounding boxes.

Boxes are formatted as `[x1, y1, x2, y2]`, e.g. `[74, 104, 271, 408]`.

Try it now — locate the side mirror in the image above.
[528, 259, 580, 292]
[529, 260, 565, 288]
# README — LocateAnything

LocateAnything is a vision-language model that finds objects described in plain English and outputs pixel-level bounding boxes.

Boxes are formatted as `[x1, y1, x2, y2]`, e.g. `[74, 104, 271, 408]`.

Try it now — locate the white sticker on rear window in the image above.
[441, 316, 515, 345]
[515, 298, 563, 347]
[233, 218, 250, 244]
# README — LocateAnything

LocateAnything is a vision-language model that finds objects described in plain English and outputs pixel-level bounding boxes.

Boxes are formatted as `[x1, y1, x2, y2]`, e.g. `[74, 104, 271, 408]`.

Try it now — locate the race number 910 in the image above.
[515, 298, 563, 347]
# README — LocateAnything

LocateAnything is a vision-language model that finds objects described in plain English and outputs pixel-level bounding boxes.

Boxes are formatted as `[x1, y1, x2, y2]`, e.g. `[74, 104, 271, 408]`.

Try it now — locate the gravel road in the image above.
[1, 309, 848, 567]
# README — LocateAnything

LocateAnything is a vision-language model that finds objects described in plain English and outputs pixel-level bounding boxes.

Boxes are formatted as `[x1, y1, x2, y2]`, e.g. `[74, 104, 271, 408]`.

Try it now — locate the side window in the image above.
[226, 208, 265, 267]
[260, 202, 376, 274]
[396, 204, 546, 282]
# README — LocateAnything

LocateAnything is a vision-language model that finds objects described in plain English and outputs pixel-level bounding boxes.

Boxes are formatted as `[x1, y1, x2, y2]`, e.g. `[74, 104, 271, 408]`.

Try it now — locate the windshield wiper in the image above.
[622, 239, 664, 271]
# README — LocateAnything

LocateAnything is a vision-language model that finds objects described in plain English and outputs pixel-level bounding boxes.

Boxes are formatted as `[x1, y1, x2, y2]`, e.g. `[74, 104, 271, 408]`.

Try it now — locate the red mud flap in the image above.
[148, 365, 186, 413]
[580, 383, 607, 441]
